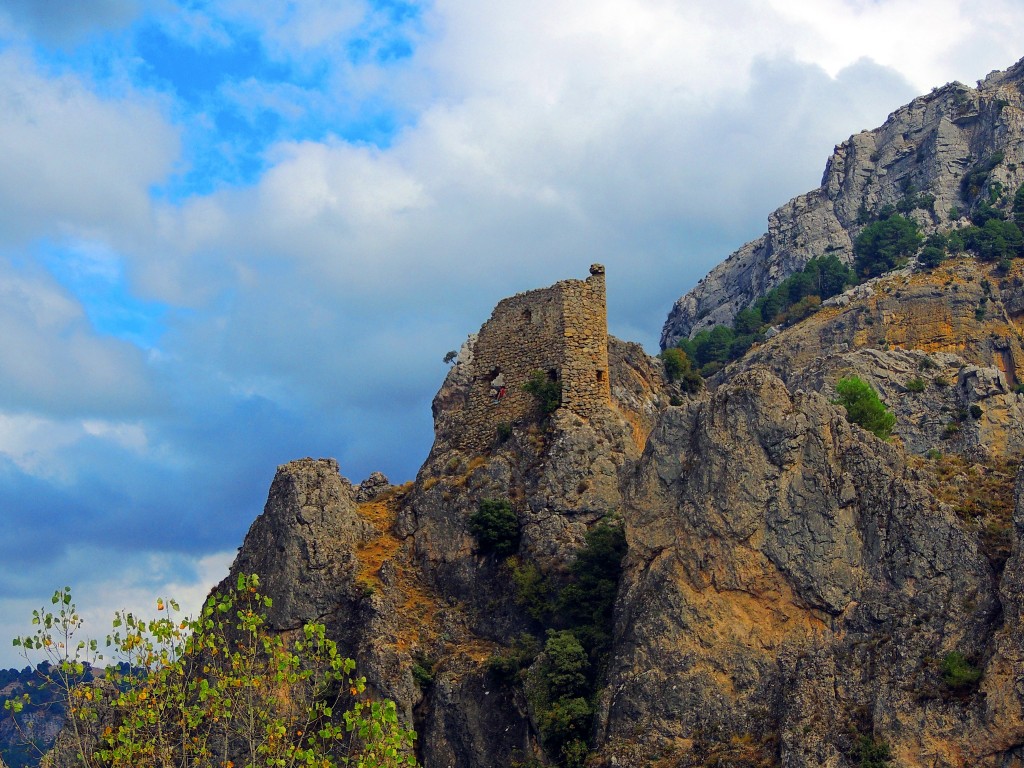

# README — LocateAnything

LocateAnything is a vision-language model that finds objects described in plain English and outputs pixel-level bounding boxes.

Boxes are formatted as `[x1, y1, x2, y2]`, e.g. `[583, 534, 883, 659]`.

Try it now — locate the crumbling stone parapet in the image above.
[439, 266, 611, 452]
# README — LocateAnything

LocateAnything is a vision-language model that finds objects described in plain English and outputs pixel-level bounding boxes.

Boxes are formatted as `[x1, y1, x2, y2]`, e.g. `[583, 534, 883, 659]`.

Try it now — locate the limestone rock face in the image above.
[600, 368, 1000, 765]
[729, 259, 1024, 459]
[355, 470, 391, 502]
[662, 56, 1024, 348]
[224, 457, 375, 629]
[404, 333, 669, 645]
[201, 258, 1024, 768]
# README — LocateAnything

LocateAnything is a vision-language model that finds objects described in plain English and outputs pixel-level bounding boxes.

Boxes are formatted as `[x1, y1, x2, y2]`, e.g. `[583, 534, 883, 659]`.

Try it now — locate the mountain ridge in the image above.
[661, 54, 1024, 349]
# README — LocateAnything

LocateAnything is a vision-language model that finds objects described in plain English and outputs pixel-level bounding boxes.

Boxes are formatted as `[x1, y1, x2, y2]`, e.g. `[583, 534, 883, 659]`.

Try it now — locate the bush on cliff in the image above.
[523, 371, 562, 415]
[940, 651, 982, 691]
[469, 498, 521, 557]
[659, 348, 703, 393]
[854, 213, 923, 278]
[834, 376, 896, 440]
[529, 630, 593, 768]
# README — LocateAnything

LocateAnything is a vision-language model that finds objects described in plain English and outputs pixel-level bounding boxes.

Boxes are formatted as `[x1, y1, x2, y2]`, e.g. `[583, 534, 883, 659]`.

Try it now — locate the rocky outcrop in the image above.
[600, 368, 1002, 766]
[198, 285, 675, 768]
[223, 457, 375, 629]
[723, 259, 1024, 459]
[662, 56, 1024, 347]
[203, 245, 1024, 768]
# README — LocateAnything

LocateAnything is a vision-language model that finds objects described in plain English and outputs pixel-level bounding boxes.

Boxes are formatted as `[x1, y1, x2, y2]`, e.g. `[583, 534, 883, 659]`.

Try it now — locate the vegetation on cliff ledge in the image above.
[672, 254, 856, 377]
[488, 520, 627, 767]
[834, 375, 896, 440]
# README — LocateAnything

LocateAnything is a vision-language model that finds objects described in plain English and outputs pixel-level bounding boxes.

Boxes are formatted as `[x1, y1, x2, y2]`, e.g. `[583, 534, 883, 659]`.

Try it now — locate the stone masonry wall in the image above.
[446, 265, 611, 452]
[561, 264, 611, 417]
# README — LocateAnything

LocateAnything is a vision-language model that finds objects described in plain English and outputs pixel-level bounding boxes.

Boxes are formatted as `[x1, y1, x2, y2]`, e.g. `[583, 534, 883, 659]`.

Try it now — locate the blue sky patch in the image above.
[133, 22, 293, 104]
[39, 240, 168, 349]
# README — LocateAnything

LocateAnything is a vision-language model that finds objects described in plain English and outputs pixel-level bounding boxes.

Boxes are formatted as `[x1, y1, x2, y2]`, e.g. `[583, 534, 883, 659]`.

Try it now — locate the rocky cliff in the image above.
[217, 250, 1024, 767]
[662, 56, 1024, 348]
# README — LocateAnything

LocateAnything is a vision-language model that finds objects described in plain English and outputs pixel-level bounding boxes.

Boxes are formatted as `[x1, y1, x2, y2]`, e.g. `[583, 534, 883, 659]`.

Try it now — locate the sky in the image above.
[0, 0, 1022, 669]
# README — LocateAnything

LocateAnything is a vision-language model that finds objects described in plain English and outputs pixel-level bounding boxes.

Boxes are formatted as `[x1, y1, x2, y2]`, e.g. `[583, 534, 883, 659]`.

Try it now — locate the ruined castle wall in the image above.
[445, 266, 611, 453]
[458, 284, 567, 450]
[561, 267, 611, 417]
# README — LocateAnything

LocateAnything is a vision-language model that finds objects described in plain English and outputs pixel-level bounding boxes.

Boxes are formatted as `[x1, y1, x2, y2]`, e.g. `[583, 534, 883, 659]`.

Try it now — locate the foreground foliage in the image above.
[5, 574, 417, 768]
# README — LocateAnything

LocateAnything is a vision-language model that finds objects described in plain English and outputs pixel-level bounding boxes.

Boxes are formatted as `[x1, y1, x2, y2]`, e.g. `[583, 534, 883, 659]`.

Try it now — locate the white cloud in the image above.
[0, 49, 178, 248]
[0, 0, 141, 45]
[766, 0, 1024, 89]
[0, 262, 157, 417]
[0, 413, 148, 481]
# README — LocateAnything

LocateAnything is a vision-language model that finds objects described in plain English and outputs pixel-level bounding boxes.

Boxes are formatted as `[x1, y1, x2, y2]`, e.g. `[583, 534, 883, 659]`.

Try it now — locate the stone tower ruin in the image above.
[441, 265, 612, 453]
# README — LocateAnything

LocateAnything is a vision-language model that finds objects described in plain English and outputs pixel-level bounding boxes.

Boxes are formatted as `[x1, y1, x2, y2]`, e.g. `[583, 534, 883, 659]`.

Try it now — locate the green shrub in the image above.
[972, 199, 1005, 226]
[960, 219, 1024, 262]
[487, 633, 541, 683]
[834, 376, 896, 439]
[660, 347, 687, 380]
[699, 360, 724, 378]
[1014, 184, 1024, 230]
[533, 631, 593, 766]
[541, 707, 590, 768]
[558, 521, 627, 658]
[660, 348, 703, 393]
[970, 404, 983, 419]
[940, 651, 982, 691]
[412, 655, 436, 690]
[512, 560, 553, 621]
[961, 152, 1004, 201]
[898, 191, 936, 214]
[854, 735, 893, 768]
[918, 356, 938, 371]
[469, 498, 521, 557]
[523, 371, 562, 415]
[541, 630, 590, 699]
[854, 213, 923, 278]
[779, 294, 821, 325]
[496, 421, 513, 443]
[918, 244, 946, 269]
[933, 375, 950, 388]
[906, 377, 926, 393]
